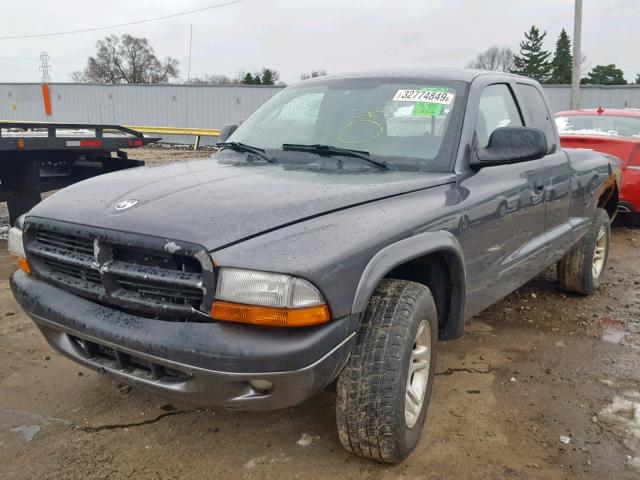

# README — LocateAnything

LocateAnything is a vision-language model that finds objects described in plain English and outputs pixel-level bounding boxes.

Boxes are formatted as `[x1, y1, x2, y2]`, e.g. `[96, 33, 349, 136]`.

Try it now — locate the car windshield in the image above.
[556, 114, 640, 138]
[226, 77, 467, 171]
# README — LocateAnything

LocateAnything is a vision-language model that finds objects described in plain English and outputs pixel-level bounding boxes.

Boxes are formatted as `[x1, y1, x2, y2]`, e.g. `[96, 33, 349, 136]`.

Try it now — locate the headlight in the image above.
[8, 226, 25, 259]
[7, 216, 30, 274]
[211, 267, 329, 327]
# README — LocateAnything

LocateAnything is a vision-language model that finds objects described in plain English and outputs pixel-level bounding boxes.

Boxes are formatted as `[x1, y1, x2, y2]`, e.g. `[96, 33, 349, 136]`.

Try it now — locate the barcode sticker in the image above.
[393, 89, 455, 105]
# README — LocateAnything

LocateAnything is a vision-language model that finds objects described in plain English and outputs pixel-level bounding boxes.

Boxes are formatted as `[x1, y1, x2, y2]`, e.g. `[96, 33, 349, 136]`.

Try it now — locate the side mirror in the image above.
[218, 124, 239, 143]
[473, 127, 547, 167]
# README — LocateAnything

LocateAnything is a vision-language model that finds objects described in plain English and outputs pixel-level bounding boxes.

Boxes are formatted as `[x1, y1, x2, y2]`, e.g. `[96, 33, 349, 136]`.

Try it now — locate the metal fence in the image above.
[2, 82, 640, 144]
[543, 85, 640, 112]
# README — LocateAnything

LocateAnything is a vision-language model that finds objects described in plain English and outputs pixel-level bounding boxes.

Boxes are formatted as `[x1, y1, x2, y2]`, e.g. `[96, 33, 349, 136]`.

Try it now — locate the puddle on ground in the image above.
[10, 424, 41, 442]
[599, 317, 637, 347]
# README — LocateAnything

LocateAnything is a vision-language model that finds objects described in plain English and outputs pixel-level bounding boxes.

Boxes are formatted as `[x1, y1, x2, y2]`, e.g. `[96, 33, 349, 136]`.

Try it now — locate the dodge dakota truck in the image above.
[9, 70, 620, 463]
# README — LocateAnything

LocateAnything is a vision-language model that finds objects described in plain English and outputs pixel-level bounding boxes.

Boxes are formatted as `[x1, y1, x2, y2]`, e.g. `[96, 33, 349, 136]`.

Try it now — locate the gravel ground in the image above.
[1, 147, 639, 479]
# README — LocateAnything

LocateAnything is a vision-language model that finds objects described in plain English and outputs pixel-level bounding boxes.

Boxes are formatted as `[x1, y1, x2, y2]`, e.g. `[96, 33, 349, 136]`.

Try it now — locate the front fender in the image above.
[351, 230, 467, 339]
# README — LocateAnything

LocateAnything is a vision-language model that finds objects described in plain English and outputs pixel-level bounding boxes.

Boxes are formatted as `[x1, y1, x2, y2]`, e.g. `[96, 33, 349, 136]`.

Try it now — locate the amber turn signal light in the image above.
[18, 258, 31, 275]
[210, 301, 330, 327]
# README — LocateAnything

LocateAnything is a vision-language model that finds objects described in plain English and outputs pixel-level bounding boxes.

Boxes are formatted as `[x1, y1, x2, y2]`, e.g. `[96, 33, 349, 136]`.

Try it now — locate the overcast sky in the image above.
[1, 0, 638, 84]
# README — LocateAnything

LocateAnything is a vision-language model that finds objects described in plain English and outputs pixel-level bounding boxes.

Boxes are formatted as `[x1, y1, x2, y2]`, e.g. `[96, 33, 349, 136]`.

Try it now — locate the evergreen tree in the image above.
[581, 64, 627, 85]
[549, 28, 573, 84]
[636, 73, 640, 85]
[242, 72, 254, 85]
[240, 68, 280, 85]
[511, 25, 552, 82]
[261, 68, 275, 85]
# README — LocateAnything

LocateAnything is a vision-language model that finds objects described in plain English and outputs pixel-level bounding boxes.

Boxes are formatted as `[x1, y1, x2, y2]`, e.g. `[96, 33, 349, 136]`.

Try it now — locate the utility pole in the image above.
[570, 0, 582, 109]
[39, 52, 51, 83]
[39, 52, 52, 116]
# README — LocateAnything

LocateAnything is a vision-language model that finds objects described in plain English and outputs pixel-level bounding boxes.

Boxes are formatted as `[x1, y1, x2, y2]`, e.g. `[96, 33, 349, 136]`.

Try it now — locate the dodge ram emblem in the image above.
[114, 199, 139, 211]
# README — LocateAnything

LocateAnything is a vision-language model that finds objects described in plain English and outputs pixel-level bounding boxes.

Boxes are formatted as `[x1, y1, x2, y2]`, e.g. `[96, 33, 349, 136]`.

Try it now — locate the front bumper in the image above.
[11, 271, 358, 410]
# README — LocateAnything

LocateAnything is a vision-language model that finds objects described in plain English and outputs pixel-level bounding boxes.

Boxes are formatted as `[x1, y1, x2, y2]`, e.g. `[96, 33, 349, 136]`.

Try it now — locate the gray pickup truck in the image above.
[10, 70, 620, 463]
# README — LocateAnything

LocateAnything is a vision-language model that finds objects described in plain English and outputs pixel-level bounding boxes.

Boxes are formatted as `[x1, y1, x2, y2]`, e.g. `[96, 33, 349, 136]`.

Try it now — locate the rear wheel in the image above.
[558, 208, 610, 295]
[336, 279, 437, 463]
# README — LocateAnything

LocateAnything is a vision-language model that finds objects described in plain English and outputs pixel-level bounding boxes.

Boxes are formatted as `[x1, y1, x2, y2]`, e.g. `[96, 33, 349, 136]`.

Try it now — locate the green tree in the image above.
[261, 68, 275, 85]
[581, 64, 627, 85]
[239, 68, 280, 85]
[511, 25, 552, 82]
[549, 28, 573, 84]
[636, 73, 640, 85]
[242, 72, 255, 85]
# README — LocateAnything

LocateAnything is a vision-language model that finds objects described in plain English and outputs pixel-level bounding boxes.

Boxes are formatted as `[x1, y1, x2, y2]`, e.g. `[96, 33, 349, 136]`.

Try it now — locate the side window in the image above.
[475, 84, 524, 147]
[517, 83, 556, 151]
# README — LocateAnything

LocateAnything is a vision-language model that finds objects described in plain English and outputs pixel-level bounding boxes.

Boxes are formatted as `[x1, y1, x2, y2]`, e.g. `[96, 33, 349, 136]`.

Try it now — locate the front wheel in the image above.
[558, 208, 611, 295]
[336, 279, 437, 463]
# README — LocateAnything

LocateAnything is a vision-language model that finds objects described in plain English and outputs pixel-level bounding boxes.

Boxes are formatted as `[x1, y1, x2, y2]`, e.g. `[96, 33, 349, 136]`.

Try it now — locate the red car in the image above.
[555, 108, 640, 226]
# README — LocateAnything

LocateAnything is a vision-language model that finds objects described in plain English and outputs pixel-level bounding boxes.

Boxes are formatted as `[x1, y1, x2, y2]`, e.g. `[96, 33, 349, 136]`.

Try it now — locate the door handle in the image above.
[533, 181, 545, 194]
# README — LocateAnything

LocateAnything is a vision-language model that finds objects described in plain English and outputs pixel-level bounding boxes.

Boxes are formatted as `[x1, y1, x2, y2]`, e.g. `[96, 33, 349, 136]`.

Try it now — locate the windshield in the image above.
[227, 77, 467, 171]
[556, 114, 640, 138]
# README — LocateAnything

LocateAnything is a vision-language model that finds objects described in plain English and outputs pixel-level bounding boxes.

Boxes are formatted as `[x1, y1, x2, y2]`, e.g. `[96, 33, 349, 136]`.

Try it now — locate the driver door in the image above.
[459, 83, 548, 316]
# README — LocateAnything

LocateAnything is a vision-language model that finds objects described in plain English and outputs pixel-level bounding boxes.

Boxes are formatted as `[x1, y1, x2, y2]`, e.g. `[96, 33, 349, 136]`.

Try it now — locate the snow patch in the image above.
[600, 396, 640, 434]
[244, 456, 265, 469]
[163, 241, 181, 254]
[598, 393, 640, 458]
[195, 250, 214, 272]
[296, 433, 313, 447]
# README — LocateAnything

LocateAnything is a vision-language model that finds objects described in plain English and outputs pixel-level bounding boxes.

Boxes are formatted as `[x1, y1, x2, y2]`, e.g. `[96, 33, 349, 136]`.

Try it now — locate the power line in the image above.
[0, 0, 249, 41]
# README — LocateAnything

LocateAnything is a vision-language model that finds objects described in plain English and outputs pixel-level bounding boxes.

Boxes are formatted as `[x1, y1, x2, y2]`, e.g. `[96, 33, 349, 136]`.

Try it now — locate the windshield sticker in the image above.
[411, 103, 443, 117]
[393, 88, 455, 105]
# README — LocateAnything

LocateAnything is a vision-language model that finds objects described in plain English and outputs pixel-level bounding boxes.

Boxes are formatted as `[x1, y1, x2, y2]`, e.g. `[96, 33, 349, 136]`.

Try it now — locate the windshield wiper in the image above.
[216, 142, 275, 163]
[281, 144, 389, 170]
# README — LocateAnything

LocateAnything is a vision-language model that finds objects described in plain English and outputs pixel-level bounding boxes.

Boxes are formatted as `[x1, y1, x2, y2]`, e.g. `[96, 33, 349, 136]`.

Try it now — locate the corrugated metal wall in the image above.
[2, 83, 640, 144]
[543, 85, 640, 112]
[0, 83, 283, 145]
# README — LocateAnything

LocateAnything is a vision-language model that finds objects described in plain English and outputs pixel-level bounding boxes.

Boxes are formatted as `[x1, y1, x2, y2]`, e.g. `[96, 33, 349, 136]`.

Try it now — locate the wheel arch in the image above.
[351, 231, 467, 340]
[597, 182, 619, 220]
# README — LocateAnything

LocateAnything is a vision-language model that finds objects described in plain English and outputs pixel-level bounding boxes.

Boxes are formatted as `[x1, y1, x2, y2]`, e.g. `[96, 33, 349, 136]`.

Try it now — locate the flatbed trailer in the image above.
[0, 121, 158, 225]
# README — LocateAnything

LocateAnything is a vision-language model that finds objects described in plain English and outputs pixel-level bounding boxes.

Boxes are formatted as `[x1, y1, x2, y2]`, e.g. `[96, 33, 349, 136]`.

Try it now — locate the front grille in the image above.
[25, 221, 213, 321]
[69, 335, 190, 382]
[36, 229, 94, 256]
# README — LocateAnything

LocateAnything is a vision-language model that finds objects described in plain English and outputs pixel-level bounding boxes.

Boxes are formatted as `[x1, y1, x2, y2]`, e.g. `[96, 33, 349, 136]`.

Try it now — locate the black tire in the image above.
[558, 208, 611, 295]
[336, 279, 437, 463]
[497, 201, 508, 217]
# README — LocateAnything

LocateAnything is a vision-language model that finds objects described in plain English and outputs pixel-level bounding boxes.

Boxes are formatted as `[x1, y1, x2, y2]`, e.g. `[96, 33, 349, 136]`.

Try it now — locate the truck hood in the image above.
[28, 159, 454, 251]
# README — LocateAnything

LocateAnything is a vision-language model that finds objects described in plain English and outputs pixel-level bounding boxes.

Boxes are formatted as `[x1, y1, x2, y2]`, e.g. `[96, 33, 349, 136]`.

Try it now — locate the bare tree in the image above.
[188, 74, 235, 85]
[71, 34, 179, 84]
[466, 46, 515, 72]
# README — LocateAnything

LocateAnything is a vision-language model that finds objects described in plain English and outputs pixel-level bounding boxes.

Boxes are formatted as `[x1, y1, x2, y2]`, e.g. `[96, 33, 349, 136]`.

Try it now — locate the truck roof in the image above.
[293, 68, 533, 86]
